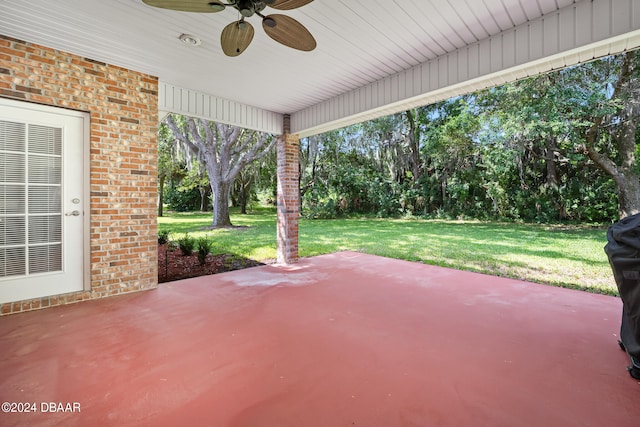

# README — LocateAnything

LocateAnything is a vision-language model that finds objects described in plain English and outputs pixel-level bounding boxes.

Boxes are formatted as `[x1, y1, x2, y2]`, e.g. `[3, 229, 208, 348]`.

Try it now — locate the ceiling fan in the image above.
[142, 0, 316, 57]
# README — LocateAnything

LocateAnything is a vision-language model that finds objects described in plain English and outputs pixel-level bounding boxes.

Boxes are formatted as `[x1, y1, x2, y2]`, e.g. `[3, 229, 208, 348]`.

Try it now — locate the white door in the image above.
[0, 99, 87, 303]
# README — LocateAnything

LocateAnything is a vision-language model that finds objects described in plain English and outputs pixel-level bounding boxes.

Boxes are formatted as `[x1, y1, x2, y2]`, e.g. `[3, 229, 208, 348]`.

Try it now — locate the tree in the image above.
[165, 115, 276, 227]
[178, 160, 211, 212]
[293, 50, 640, 223]
[404, 109, 422, 185]
[231, 166, 256, 214]
[157, 127, 173, 217]
[577, 51, 640, 218]
[157, 123, 187, 217]
[415, 97, 483, 215]
[475, 51, 640, 222]
[299, 134, 320, 212]
[478, 72, 577, 220]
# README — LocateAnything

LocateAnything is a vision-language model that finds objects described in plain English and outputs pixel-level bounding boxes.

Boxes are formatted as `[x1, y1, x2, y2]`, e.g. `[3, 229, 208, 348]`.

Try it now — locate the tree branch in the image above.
[165, 115, 199, 156]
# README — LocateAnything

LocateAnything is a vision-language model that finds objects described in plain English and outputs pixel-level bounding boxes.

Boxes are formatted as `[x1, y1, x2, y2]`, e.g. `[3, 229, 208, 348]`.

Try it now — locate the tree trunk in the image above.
[585, 124, 640, 218]
[405, 109, 422, 184]
[583, 51, 640, 218]
[211, 181, 232, 227]
[544, 137, 559, 188]
[240, 193, 248, 214]
[614, 82, 640, 217]
[233, 172, 252, 214]
[585, 144, 640, 218]
[243, 177, 253, 214]
[158, 174, 165, 217]
[199, 186, 208, 212]
[615, 175, 640, 218]
[298, 161, 303, 214]
[441, 171, 448, 209]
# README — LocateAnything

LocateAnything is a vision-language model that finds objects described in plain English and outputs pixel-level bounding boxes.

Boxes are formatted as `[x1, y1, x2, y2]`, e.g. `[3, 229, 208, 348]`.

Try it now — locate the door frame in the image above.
[0, 97, 91, 295]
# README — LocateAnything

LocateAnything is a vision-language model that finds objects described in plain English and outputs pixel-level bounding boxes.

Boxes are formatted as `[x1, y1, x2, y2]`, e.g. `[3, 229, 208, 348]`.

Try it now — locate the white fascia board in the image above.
[158, 82, 283, 135]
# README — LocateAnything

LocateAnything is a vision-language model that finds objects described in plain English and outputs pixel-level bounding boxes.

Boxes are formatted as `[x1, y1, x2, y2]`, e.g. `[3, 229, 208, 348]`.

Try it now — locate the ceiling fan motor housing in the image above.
[231, 0, 274, 17]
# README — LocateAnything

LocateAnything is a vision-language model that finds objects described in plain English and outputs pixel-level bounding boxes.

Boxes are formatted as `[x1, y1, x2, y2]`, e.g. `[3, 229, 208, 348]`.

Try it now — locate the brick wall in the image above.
[0, 35, 158, 315]
[276, 130, 299, 264]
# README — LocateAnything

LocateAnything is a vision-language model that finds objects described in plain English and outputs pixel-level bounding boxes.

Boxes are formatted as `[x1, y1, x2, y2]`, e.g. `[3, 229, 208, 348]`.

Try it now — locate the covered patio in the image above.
[1, 0, 640, 310]
[2, 1, 640, 423]
[1, 252, 638, 426]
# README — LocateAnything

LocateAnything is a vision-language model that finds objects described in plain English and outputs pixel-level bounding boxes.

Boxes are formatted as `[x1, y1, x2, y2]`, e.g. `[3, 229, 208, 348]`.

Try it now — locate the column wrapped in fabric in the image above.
[604, 212, 640, 379]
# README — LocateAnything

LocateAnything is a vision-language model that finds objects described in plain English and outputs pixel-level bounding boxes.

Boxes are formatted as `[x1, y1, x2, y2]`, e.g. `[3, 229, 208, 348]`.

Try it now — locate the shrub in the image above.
[177, 233, 196, 256]
[158, 230, 171, 245]
[164, 185, 208, 212]
[196, 237, 213, 265]
[305, 198, 339, 219]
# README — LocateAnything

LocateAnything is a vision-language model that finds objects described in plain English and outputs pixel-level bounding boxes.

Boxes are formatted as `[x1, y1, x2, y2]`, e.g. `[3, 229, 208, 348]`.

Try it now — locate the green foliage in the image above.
[196, 236, 213, 265]
[164, 184, 206, 212]
[161, 52, 639, 225]
[158, 209, 617, 295]
[296, 52, 640, 224]
[158, 230, 171, 245]
[305, 197, 340, 219]
[177, 233, 196, 256]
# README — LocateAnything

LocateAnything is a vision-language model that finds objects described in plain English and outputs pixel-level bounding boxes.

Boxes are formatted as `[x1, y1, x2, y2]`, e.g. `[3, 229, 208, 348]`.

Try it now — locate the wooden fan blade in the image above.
[221, 21, 255, 57]
[263, 14, 316, 51]
[142, 0, 225, 13]
[269, 0, 314, 10]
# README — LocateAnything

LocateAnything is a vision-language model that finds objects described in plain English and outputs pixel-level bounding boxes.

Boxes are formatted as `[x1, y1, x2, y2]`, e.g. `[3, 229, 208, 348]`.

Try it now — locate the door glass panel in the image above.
[28, 124, 62, 155]
[28, 186, 61, 214]
[0, 120, 63, 279]
[0, 120, 25, 152]
[28, 215, 62, 245]
[29, 244, 62, 274]
[0, 247, 26, 277]
[0, 152, 25, 183]
[0, 184, 25, 215]
[28, 155, 61, 185]
[0, 217, 25, 246]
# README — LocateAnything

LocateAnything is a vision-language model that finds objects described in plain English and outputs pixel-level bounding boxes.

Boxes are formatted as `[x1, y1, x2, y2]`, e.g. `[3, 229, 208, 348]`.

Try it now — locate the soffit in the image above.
[0, 0, 578, 115]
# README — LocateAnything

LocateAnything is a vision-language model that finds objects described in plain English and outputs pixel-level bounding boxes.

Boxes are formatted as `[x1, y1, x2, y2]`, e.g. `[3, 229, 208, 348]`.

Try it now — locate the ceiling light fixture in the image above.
[178, 33, 202, 46]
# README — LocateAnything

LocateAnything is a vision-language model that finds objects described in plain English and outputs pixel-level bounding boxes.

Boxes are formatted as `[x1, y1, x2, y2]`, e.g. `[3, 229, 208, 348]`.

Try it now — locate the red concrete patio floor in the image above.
[1, 251, 639, 427]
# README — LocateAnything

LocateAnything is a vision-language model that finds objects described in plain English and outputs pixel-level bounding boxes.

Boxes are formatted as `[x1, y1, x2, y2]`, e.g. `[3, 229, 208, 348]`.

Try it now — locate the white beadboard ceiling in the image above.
[2, 0, 640, 136]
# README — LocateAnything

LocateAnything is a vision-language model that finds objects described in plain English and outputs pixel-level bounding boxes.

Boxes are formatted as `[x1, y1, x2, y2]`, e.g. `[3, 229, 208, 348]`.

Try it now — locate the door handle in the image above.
[65, 210, 80, 216]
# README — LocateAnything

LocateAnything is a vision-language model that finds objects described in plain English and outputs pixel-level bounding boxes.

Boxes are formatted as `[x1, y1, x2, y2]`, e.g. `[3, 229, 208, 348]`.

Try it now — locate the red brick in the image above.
[0, 35, 159, 315]
[276, 131, 300, 264]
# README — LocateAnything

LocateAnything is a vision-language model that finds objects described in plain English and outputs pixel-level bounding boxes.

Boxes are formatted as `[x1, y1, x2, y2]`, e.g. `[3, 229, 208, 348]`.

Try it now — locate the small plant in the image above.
[196, 237, 213, 265]
[222, 254, 245, 270]
[158, 230, 171, 245]
[177, 233, 196, 256]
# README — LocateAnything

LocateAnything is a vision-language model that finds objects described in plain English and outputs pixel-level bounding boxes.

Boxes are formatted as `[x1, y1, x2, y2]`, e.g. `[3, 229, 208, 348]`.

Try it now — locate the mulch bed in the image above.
[158, 243, 270, 283]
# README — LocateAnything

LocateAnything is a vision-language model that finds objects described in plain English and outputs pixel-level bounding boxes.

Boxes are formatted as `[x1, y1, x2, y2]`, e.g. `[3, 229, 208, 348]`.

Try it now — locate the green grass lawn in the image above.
[158, 207, 617, 295]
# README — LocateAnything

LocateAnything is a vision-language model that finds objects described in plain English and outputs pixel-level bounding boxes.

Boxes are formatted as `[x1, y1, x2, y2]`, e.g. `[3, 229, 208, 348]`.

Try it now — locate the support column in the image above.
[276, 114, 299, 264]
